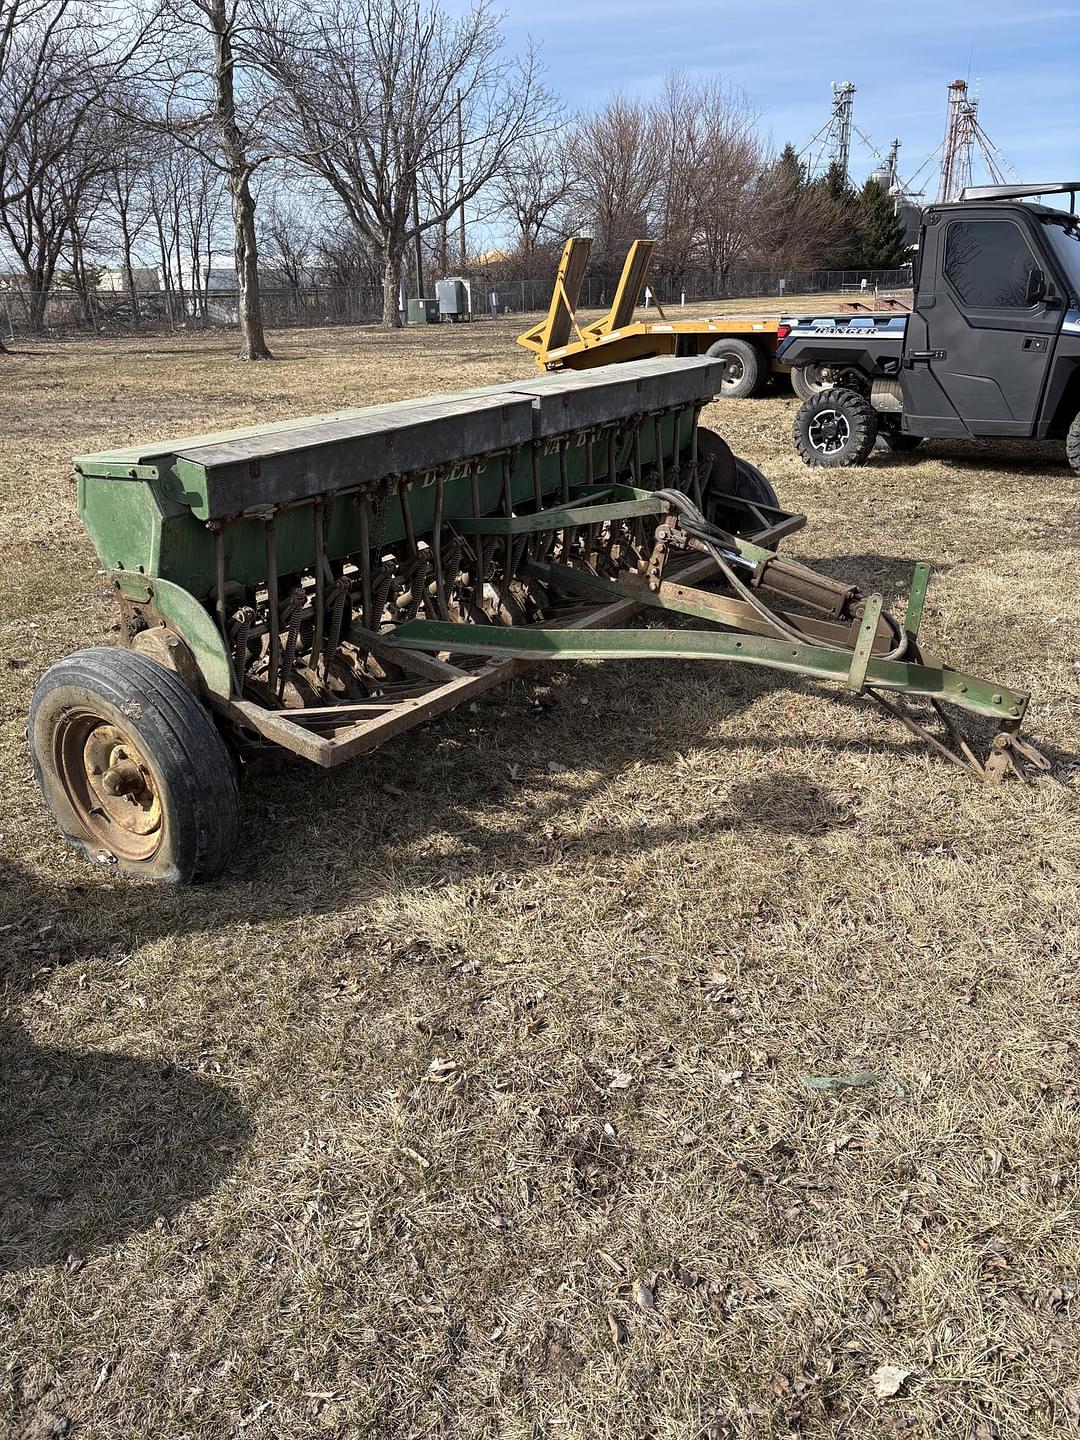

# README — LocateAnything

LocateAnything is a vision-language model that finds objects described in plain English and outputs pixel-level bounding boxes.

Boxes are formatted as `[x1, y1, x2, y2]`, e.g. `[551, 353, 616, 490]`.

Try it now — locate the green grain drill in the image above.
[29, 358, 1047, 882]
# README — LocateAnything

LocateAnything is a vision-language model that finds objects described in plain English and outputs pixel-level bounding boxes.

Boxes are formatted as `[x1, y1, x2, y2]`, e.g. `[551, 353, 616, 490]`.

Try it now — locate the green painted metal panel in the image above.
[846, 594, 883, 691]
[112, 571, 233, 698]
[905, 563, 931, 639]
[447, 496, 665, 535]
[74, 388, 692, 599]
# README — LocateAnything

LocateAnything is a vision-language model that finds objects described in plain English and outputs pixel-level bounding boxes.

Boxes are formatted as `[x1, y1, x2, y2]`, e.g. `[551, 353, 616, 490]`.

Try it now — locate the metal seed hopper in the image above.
[30, 357, 1046, 881]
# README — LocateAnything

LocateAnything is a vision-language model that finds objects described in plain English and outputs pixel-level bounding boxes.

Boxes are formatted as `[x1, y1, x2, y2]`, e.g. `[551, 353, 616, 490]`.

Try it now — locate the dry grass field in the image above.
[1, 308, 1079, 1440]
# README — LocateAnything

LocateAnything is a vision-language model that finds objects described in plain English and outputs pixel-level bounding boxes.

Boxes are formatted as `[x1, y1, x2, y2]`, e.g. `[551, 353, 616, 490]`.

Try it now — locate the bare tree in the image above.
[103, 129, 155, 325]
[314, 218, 380, 295]
[258, 0, 558, 327]
[750, 143, 843, 273]
[0, 42, 117, 333]
[257, 190, 316, 291]
[144, 0, 276, 357]
[0, 0, 156, 348]
[492, 128, 574, 263]
[651, 74, 762, 289]
[137, 142, 226, 319]
[565, 95, 664, 268]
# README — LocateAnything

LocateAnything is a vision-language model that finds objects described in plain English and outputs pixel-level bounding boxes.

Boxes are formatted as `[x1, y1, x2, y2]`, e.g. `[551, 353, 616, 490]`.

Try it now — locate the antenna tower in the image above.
[938, 80, 977, 201]
[830, 82, 856, 177]
[801, 80, 859, 181]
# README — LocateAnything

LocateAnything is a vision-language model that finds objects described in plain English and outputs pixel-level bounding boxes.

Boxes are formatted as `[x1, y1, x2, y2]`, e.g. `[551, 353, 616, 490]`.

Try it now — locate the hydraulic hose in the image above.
[652, 488, 908, 662]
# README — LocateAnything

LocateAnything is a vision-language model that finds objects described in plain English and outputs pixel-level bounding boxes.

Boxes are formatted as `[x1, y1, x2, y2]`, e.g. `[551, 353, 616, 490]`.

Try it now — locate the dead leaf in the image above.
[632, 1278, 656, 1310]
[606, 1311, 628, 1345]
[871, 1363, 911, 1398]
[427, 1057, 461, 1082]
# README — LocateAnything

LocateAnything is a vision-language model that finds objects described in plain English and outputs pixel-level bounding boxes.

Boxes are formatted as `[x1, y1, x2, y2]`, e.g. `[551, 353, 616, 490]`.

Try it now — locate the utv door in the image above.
[902, 212, 1062, 437]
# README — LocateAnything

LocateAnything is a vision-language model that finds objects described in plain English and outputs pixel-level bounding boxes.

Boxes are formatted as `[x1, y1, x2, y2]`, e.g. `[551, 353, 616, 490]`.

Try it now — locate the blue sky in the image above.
[493, 0, 1080, 195]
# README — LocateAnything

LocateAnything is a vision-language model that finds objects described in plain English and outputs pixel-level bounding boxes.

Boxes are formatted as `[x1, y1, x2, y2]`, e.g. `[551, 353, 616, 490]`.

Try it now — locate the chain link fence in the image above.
[0, 265, 913, 339]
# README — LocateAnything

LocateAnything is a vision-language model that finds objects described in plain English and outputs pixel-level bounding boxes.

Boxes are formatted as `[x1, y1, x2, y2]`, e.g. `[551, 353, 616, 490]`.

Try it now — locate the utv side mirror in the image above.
[1025, 267, 1047, 305]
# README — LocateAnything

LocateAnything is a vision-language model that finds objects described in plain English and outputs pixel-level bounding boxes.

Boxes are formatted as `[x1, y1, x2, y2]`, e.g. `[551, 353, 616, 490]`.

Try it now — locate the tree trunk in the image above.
[232, 175, 269, 357]
[209, 0, 271, 360]
[381, 241, 403, 327]
[120, 217, 140, 330]
[27, 285, 48, 335]
[71, 224, 95, 329]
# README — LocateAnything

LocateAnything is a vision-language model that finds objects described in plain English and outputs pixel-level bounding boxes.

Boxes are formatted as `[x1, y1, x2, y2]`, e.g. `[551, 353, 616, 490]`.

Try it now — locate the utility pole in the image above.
[456, 88, 466, 270]
[412, 176, 424, 298]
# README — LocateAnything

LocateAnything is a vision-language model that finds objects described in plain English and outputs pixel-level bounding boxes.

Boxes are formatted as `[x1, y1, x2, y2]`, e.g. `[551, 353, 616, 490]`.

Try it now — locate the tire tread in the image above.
[29, 647, 239, 882]
[793, 387, 878, 468]
[1066, 411, 1080, 476]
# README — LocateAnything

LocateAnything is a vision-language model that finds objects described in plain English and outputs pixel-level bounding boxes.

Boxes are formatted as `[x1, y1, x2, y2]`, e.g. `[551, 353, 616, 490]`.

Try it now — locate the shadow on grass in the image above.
[868, 435, 1068, 474]
[0, 861, 252, 1277]
[3, 552, 1065, 1275]
[804, 551, 952, 600]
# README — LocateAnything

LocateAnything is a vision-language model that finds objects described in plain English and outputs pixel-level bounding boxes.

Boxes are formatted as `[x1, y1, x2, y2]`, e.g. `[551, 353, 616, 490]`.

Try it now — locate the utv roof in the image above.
[960, 182, 1080, 203]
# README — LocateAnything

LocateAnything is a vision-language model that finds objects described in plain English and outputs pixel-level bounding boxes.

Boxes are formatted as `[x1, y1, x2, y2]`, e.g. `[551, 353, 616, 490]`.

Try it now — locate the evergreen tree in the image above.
[813, 161, 858, 268]
[856, 178, 909, 268]
[774, 141, 807, 191]
[752, 143, 841, 271]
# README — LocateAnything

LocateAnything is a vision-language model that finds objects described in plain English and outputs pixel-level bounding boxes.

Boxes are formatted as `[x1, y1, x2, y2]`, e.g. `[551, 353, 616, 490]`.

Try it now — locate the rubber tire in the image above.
[29, 647, 240, 883]
[790, 363, 869, 402]
[732, 456, 780, 507]
[1066, 411, 1080, 475]
[793, 387, 878, 468]
[790, 365, 822, 402]
[876, 430, 923, 453]
[697, 427, 781, 510]
[706, 338, 768, 399]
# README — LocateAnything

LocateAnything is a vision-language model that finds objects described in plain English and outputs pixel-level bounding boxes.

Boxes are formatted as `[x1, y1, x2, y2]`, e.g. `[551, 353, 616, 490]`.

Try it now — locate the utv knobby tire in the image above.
[29, 647, 240, 883]
[1066, 411, 1080, 476]
[706, 338, 768, 399]
[793, 387, 878, 468]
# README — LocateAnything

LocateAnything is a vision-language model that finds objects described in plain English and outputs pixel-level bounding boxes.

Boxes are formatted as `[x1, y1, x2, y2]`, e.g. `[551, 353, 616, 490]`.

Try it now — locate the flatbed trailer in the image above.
[517, 238, 793, 398]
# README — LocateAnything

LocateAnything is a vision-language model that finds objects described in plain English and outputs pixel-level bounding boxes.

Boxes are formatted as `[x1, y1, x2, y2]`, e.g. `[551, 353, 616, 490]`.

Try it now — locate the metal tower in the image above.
[801, 80, 860, 181]
[884, 138, 901, 190]
[830, 82, 856, 177]
[938, 80, 978, 202]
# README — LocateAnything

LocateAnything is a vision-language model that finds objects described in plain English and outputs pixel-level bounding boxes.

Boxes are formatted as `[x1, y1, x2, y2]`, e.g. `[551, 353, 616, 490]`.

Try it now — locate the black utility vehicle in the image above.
[778, 183, 1080, 471]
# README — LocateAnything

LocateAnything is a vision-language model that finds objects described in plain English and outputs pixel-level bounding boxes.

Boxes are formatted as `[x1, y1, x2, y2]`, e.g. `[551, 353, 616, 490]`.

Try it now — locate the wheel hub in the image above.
[807, 408, 850, 455]
[59, 718, 163, 857]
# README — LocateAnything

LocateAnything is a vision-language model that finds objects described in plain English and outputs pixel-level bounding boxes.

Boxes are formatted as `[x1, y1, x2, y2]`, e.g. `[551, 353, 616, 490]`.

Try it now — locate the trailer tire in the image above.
[29, 647, 240, 883]
[793, 388, 878, 468]
[706, 338, 768, 399]
[1066, 411, 1080, 475]
[791, 362, 868, 401]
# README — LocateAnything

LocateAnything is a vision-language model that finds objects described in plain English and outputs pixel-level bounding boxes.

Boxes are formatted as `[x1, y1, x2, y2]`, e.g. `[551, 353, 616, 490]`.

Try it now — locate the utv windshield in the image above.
[1041, 215, 1080, 295]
